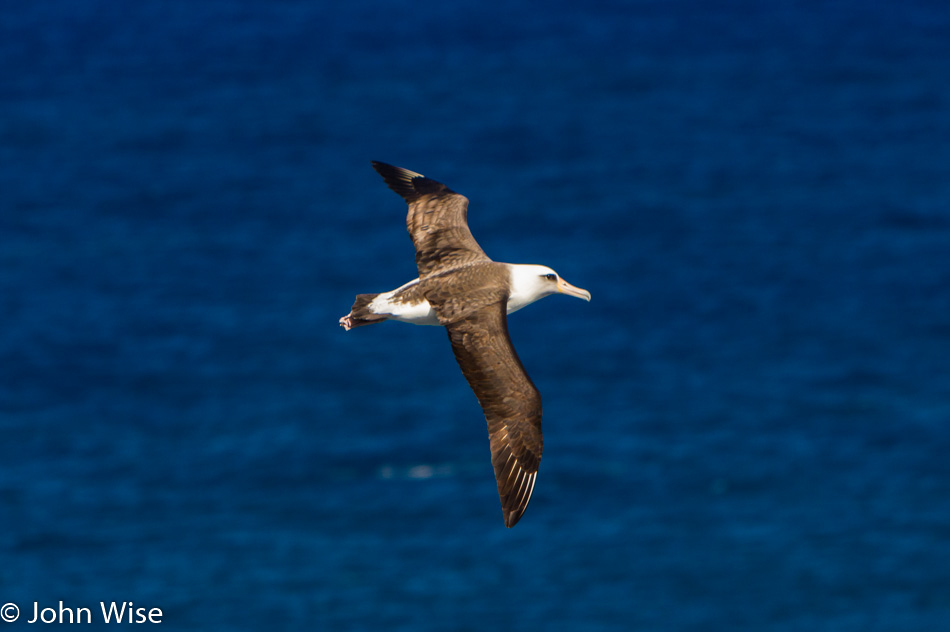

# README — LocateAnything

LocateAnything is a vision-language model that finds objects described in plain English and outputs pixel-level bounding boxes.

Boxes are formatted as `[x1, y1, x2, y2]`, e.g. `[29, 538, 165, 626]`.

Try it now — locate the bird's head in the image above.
[507, 264, 591, 314]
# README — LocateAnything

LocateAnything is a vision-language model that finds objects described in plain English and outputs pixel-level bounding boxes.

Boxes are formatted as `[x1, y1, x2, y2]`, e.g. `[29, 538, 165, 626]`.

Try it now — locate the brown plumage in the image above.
[371, 161, 489, 278]
[444, 301, 542, 527]
[341, 162, 590, 527]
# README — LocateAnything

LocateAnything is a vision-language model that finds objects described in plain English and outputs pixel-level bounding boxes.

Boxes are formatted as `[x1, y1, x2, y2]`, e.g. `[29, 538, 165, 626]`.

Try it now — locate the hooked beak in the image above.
[556, 277, 591, 302]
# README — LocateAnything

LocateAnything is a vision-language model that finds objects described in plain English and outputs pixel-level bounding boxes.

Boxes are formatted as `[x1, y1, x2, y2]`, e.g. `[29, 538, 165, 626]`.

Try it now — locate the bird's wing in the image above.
[442, 299, 542, 528]
[371, 161, 491, 279]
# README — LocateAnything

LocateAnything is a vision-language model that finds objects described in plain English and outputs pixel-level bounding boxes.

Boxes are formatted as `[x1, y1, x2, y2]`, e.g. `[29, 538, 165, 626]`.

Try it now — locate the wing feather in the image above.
[371, 161, 490, 278]
[443, 300, 543, 527]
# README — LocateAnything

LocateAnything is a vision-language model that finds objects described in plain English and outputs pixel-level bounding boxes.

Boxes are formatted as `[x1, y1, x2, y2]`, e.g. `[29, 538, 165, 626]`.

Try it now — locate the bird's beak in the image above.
[556, 277, 591, 302]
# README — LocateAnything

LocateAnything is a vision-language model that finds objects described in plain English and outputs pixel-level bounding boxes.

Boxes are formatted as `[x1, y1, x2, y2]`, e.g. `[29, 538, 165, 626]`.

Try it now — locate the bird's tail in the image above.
[339, 293, 387, 331]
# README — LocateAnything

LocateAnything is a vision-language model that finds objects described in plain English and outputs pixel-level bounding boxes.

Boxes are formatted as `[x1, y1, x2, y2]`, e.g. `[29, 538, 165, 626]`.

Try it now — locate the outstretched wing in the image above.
[443, 300, 542, 528]
[371, 161, 490, 279]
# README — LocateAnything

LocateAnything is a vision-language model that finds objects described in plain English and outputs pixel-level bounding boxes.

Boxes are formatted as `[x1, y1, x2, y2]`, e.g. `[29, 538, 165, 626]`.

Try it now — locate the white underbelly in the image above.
[369, 279, 441, 326]
[370, 276, 523, 326]
[383, 299, 440, 325]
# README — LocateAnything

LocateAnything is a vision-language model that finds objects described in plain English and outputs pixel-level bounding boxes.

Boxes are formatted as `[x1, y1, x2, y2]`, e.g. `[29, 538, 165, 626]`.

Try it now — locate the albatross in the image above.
[339, 162, 591, 527]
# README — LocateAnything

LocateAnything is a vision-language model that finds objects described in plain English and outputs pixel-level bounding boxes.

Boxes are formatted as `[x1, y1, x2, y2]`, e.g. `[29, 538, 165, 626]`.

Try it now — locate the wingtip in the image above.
[502, 498, 532, 528]
[499, 469, 538, 528]
[504, 510, 524, 528]
[370, 161, 428, 203]
[370, 160, 422, 180]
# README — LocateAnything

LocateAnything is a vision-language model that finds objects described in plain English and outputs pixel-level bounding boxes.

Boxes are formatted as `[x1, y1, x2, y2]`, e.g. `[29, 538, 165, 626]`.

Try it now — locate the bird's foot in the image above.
[339, 314, 354, 331]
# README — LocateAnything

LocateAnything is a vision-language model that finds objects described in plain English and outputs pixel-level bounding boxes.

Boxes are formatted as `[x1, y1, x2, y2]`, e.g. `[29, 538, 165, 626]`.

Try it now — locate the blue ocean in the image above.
[3, 1, 949, 629]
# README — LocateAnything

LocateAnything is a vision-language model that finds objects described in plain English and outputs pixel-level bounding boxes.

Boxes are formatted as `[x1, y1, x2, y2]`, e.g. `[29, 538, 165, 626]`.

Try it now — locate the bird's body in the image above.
[340, 162, 590, 527]
[349, 262, 570, 328]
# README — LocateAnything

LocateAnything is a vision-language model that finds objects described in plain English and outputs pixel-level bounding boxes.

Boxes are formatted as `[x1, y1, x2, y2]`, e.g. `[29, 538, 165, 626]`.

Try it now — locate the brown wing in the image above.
[443, 299, 542, 528]
[371, 161, 490, 279]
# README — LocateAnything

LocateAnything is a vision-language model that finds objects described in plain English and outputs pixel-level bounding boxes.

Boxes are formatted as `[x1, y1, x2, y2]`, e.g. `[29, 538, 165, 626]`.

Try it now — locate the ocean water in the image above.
[2, 0, 949, 629]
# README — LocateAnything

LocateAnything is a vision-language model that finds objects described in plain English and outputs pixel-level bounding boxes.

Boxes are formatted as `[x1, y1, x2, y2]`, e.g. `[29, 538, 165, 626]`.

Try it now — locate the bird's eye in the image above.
[543, 273, 557, 281]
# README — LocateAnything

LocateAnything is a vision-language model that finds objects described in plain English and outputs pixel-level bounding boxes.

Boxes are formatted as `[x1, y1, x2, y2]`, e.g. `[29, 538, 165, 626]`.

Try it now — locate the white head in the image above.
[506, 264, 591, 315]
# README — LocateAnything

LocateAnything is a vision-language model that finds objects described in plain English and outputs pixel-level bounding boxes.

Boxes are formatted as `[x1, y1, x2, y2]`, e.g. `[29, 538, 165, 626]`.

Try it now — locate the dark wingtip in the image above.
[370, 161, 452, 203]
[371, 161, 423, 203]
[496, 457, 538, 528]
[504, 509, 524, 528]
[502, 484, 535, 528]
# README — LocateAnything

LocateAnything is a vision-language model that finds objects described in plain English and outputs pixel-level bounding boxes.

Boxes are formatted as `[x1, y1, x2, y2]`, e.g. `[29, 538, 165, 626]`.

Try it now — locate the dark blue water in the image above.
[3, 1, 949, 629]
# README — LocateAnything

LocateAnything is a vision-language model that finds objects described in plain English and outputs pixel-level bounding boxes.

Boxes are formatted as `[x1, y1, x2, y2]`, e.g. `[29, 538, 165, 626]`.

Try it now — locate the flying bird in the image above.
[340, 162, 591, 527]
